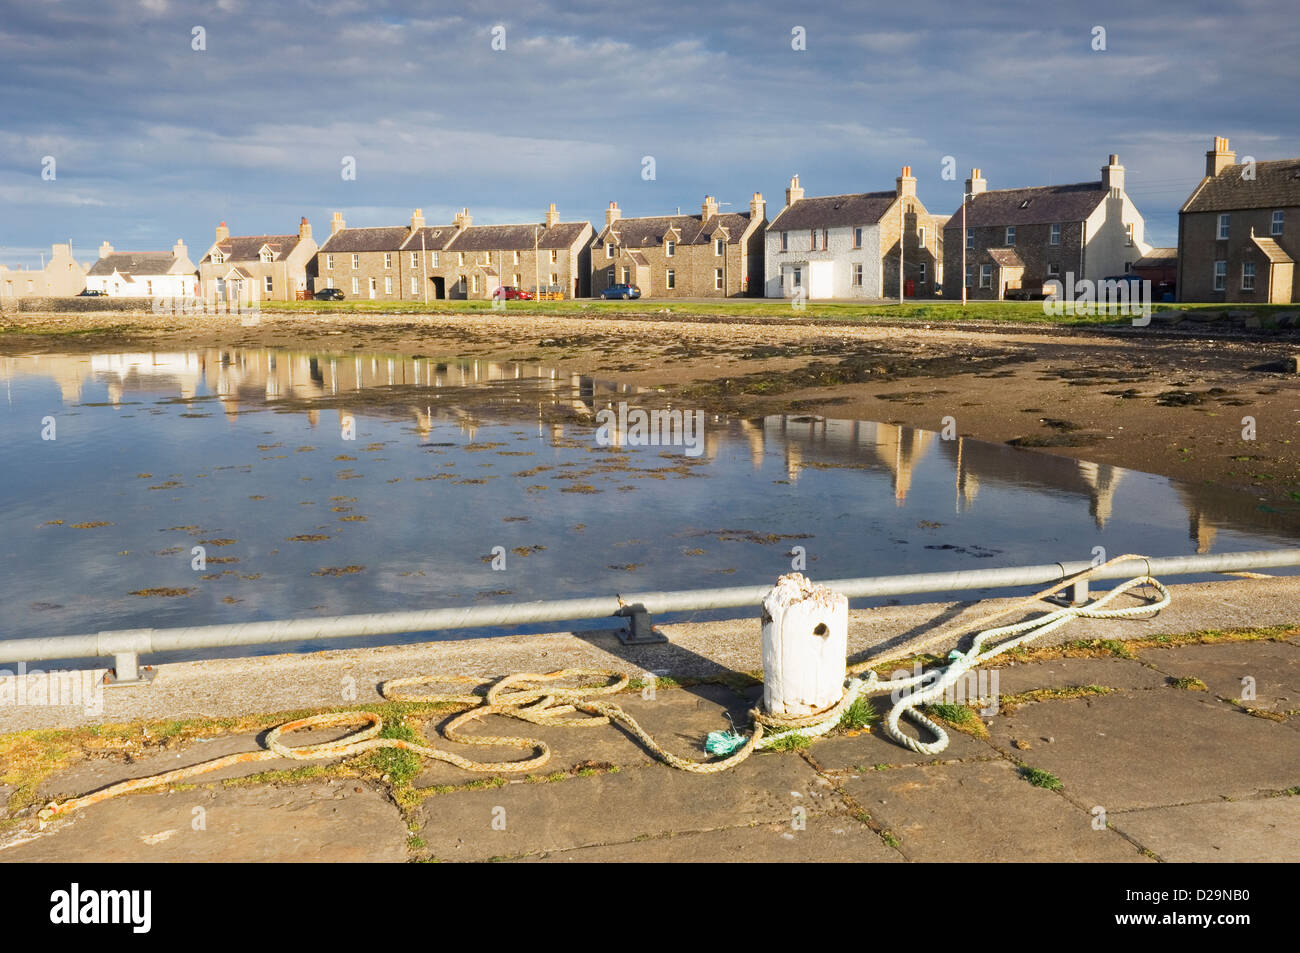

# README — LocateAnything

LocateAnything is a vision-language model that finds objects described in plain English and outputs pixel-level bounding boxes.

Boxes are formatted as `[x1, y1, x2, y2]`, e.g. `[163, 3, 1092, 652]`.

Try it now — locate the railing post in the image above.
[99, 629, 156, 687]
[614, 604, 667, 646]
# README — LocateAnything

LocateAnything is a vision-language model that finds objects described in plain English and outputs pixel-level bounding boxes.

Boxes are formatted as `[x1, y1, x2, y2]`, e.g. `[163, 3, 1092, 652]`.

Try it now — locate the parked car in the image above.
[492, 286, 533, 300]
[313, 288, 345, 301]
[76, 289, 105, 297]
[599, 283, 641, 300]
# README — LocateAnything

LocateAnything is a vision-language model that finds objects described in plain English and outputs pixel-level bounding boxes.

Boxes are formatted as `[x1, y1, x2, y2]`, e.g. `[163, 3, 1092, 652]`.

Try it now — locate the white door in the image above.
[808, 261, 833, 299]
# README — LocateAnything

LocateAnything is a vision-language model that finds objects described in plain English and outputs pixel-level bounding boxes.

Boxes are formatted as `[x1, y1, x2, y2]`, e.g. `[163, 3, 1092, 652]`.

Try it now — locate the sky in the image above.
[2, 0, 1298, 267]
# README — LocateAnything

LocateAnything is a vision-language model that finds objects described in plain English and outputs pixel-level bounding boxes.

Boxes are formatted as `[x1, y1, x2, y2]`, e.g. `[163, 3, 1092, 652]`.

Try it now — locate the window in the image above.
[457, 252, 465, 266]
[430, 252, 439, 267]
[351, 254, 359, 269]
[780, 231, 788, 252]
[821, 229, 828, 251]
[1213, 260, 1227, 291]
[550, 250, 558, 264]
[809, 230, 816, 251]
[351, 277, 359, 294]
[471, 274, 480, 293]
[1273, 210, 1285, 236]
[260, 250, 273, 263]
[918, 226, 926, 247]
[326, 254, 334, 270]
[714, 268, 723, 290]
[513, 250, 521, 265]
[792, 267, 801, 288]
[482, 252, 490, 264]
[607, 243, 615, 258]
[606, 268, 615, 286]
[410, 252, 419, 268]
[965, 265, 973, 287]
[458, 275, 466, 292]
[853, 263, 863, 286]
[264, 276, 273, 294]
[1047, 262, 1060, 277]
[1005, 226, 1016, 246]
[853, 227, 862, 249]
[383, 276, 392, 294]
[621, 268, 629, 284]
[666, 269, 675, 289]
[966, 229, 974, 250]
[979, 265, 992, 289]
[918, 262, 927, 282]
[715, 238, 724, 256]
[1242, 261, 1256, 291]
[1050, 223, 1061, 245]
[1125, 223, 1134, 246]
[1218, 214, 1230, 240]
[665, 240, 675, 257]
[410, 276, 418, 294]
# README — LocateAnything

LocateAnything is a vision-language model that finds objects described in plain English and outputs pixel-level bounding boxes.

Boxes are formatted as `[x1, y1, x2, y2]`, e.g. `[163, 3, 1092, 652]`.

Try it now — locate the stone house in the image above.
[941, 155, 1149, 301]
[315, 206, 591, 301]
[590, 194, 766, 297]
[198, 218, 318, 303]
[1177, 137, 1300, 303]
[83, 241, 197, 297]
[764, 169, 942, 300]
[0, 243, 87, 299]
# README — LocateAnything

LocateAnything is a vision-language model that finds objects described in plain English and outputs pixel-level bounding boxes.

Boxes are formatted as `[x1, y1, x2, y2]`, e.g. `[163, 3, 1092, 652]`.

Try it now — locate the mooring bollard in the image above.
[760, 573, 848, 716]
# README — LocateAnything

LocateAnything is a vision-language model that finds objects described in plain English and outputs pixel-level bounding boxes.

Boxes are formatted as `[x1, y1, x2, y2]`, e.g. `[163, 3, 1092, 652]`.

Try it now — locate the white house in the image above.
[764, 169, 943, 300]
[84, 240, 198, 298]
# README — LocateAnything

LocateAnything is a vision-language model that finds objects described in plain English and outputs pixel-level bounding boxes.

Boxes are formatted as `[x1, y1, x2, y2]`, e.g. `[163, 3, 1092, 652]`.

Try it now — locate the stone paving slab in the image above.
[806, 718, 997, 771]
[1107, 797, 1300, 862]
[519, 816, 902, 862]
[414, 754, 842, 862]
[986, 690, 1300, 810]
[1, 781, 408, 863]
[1138, 640, 1300, 712]
[984, 657, 1170, 696]
[837, 759, 1147, 862]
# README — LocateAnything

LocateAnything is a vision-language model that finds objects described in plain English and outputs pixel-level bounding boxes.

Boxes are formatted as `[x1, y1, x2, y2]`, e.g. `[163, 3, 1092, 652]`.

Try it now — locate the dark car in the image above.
[76, 289, 105, 297]
[599, 283, 641, 300]
[313, 288, 345, 301]
[492, 286, 533, 300]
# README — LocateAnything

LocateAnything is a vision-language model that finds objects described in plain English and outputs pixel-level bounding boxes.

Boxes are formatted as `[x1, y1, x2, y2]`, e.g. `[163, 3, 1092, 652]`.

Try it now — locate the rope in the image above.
[35, 556, 1168, 827]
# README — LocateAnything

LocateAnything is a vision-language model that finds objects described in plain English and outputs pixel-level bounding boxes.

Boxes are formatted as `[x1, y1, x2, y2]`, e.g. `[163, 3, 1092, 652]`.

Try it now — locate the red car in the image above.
[492, 286, 533, 300]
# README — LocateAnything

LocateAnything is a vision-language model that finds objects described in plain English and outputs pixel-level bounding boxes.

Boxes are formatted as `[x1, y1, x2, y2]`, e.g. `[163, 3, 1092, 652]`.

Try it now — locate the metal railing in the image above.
[1, 549, 1295, 684]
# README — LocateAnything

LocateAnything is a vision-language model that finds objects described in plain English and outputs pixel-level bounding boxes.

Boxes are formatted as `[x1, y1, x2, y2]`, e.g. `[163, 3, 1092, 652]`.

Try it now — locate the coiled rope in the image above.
[36, 555, 1167, 826]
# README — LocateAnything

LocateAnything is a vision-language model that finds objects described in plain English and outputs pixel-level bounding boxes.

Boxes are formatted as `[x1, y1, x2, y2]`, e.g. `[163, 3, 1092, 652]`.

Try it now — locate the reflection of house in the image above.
[590, 194, 765, 298]
[0, 244, 87, 299]
[765, 169, 941, 299]
[84, 241, 197, 297]
[942, 155, 1149, 300]
[198, 219, 317, 302]
[315, 206, 592, 301]
[1177, 137, 1300, 303]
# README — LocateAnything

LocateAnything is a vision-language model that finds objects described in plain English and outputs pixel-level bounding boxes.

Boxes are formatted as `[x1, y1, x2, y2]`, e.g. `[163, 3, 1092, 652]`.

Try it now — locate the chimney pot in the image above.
[1206, 136, 1236, 177]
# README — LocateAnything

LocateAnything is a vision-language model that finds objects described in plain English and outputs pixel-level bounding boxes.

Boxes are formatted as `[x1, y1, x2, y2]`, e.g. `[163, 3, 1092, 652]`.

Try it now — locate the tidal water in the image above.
[1, 348, 1296, 663]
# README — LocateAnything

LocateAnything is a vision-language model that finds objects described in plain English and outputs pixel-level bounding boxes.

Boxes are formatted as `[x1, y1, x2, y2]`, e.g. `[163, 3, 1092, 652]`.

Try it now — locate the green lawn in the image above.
[265, 297, 1292, 327]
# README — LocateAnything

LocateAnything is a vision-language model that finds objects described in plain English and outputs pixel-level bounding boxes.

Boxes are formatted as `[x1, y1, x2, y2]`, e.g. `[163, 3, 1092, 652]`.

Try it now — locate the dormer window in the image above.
[260, 249, 273, 263]
[665, 239, 675, 257]
[606, 242, 615, 258]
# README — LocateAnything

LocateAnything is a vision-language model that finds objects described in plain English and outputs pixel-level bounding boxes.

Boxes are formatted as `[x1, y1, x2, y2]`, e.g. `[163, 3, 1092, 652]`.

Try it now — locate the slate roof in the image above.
[768, 192, 897, 231]
[1251, 234, 1293, 264]
[87, 253, 180, 277]
[1134, 247, 1177, 267]
[987, 248, 1025, 268]
[944, 181, 1108, 229]
[1183, 158, 1300, 213]
[400, 226, 460, 251]
[318, 226, 414, 254]
[449, 221, 590, 252]
[209, 234, 300, 262]
[596, 212, 753, 247]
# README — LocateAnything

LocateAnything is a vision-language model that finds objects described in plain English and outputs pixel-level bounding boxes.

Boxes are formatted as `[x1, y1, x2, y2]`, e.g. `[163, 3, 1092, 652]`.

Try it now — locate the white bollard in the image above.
[761, 573, 848, 716]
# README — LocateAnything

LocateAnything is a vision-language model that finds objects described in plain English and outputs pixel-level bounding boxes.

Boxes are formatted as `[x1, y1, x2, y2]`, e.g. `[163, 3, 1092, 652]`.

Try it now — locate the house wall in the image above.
[942, 219, 1086, 300]
[764, 223, 883, 299]
[85, 271, 197, 297]
[1178, 205, 1299, 302]
[1082, 192, 1146, 281]
[0, 245, 87, 298]
[591, 231, 752, 298]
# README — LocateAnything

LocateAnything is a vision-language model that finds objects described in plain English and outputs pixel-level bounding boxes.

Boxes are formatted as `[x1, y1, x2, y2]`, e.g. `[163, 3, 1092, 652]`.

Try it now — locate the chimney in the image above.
[786, 175, 804, 206]
[409, 208, 425, 232]
[750, 191, 766, 221]
[172, 239, 187, 259]
[215, 221, 229, 243]
[298, 216, 312, 241]
[1101, 154, 1125, 194]
[965, 168, 987, 196]
[545, 203, 559, 228]
[896, 165, 917, 198]
[701, 195, 719, 219]
[1206, 136, 1235, 177]
[98, 241, 113, 259]
[452, 207, 472, 229]
[330, 211, 346, 236]
[605, 201, 621, 227]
